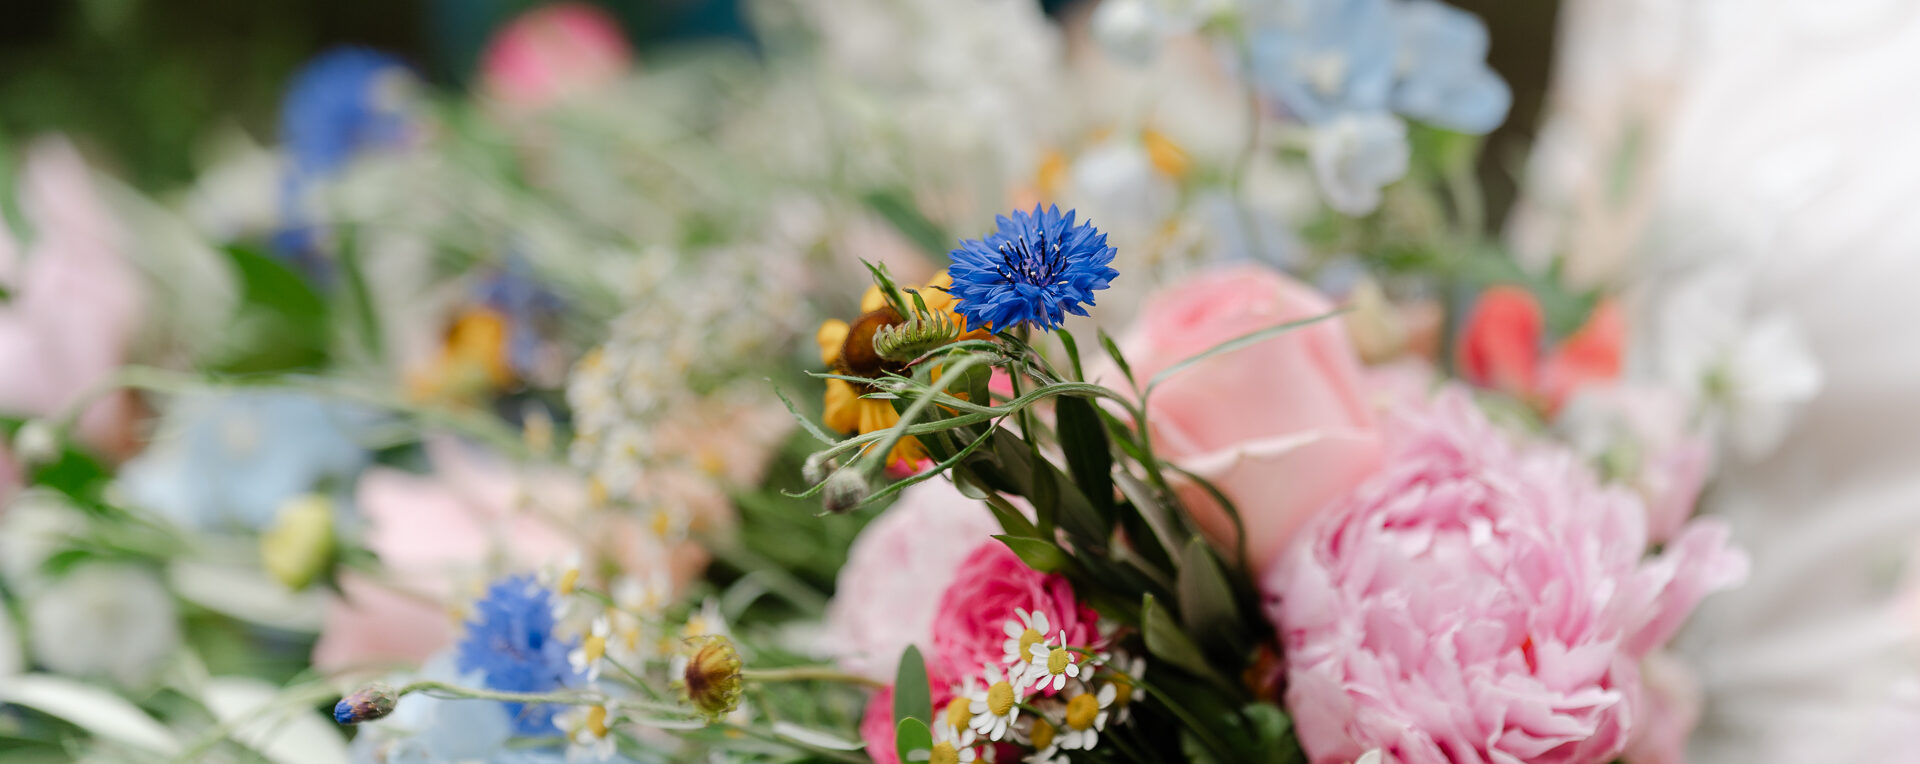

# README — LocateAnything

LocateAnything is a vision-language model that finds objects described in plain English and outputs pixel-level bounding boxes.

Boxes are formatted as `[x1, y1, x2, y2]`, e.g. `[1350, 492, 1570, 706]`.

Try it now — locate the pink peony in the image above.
[479, 3, 632, 112]
[0, 138, 143, 459]
[1098, 264, 1383, 574]
[1265, 388, 1748, 764]
[929, 541, 1099, 683]
[823, 480, 1004, 680]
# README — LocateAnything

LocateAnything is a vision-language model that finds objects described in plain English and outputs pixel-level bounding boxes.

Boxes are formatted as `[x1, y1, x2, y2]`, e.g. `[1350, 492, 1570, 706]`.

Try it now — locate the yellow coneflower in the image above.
[407, 308, 516, 402]
[815, 273, 987, 469]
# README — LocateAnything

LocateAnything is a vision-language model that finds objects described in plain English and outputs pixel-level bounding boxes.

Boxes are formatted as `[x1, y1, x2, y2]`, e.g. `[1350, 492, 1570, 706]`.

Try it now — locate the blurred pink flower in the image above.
[1266, 388, 1747, 764]
[1558, 385, 1713, 544]
[314, 438, 694, 673]
[479, 3, 633, 112]
[929, 540, 1099, 684]
[823, 480, 1004, 681]
[1097, 264, 1382, 573]
[857, 667, 959, 764]
[0, 138, 143, 458]
[1621, 650, 1702, 764]
[1457, 285, 1545, 400]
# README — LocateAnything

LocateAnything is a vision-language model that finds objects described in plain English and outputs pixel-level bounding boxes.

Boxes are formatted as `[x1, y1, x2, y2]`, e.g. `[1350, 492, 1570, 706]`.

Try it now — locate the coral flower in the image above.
[817, 273, 986, 468]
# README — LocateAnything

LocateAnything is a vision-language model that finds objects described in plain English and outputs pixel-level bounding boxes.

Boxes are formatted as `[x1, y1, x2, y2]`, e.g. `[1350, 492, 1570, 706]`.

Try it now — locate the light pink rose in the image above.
[929, 541, 1099, 685]
[314, 438, 698, 673]
[0, 138, 143, 458]
[1266, 388, 1748, 764]
[479, 3, 632, 112]
[1099, 264, 1382, 573]
[823, 480, 1004, 680]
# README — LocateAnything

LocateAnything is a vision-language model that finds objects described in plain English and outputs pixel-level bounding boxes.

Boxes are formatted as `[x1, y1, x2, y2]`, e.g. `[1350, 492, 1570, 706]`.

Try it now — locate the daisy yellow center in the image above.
[586, 705, 609, 738]
[1046, 647, 1071, 675]
[557, 568, 579, 596]
[929, 742, 959, 764]
[1030, 717, 1057, 750]
[651, 511, 673, 537]
[582, 634, 607, 664]
[621, 627, 641, 652]
[1108, 676, 1134, 706]
[1018, 628, 1045, 657]
[986, 681, 1015, 716]
[945, 697, 972, 731]
[1065, 693, 1099, 731]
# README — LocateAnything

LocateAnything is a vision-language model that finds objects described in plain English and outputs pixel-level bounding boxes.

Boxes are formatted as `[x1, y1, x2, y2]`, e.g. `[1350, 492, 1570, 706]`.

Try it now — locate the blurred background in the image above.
[0, 0, 1557, 223]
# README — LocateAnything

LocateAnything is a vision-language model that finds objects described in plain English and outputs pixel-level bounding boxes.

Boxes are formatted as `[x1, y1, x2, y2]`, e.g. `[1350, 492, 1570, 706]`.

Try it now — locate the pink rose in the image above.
[823, 480, 1004, 680]
[929, 541, 1099, 684]
[479, 3, 632, 112]
[1457, 285, 1545, 399]
[0, 138, 143, 459]
[1266, 388, 1748, 764]
[314, 438, 702, 672]
[1099, 264, 1382, 573]
[857, 672, 959, 764]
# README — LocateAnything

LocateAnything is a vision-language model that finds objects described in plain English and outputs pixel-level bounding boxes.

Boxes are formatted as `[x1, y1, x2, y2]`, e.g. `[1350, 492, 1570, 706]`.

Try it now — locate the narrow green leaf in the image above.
[984, 493, 1040, 539]
[892, 646, 931, 728]
[1141, 593, 1214, 679]
[994, 535, 1068, 573]
[1055, 396, 1115, 515]
[1097, 329, 1137, 391]
[1055, 328, 1086, 381]
[1143, 310, 1346, 399]
[1115, 470, 1183, 561]
[1177, 537, 1244, 654]
[772, 384, 838, 445]
[894, 718, 934, 763]
[863, 189, 952, 261]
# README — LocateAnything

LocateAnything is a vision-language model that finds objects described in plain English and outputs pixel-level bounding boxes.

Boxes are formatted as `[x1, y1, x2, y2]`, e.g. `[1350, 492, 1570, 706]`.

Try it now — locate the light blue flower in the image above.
[117, 391, 372, 530]
[1246, 0, 1398, 125]
[1389, 0, 1510, 135]
[349, 654, 517, 764]
[1309, 112, 1410, 215]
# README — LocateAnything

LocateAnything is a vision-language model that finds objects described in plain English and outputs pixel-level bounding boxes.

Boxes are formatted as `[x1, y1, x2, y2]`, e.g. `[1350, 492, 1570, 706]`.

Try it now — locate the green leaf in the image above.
[1115, 470, 1183, 561]
[983, 493, 1040, 539]
[210, 245, 330, 373]
[1143, 311, 1346, 401]
[1055, 328, 1087, 381]
[1097, 329, 1137, 391]
[892, 646, 931, 729]
[863, 190, 952, 261]
[894, 717, 933, 764]
[1176, 536, 1243, 653]
[1240, 703, 1297, 764]
[994, 535, 1068, 573]
[1055, 396, 1115, 515]
[772, 384, 838, 445]
[1141, 593, 1214, 680]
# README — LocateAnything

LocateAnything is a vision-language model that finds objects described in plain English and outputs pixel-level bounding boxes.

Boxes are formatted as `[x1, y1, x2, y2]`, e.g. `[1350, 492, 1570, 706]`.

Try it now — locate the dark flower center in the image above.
[838, 306, 906, 387]
[994, 229, 1068, 288]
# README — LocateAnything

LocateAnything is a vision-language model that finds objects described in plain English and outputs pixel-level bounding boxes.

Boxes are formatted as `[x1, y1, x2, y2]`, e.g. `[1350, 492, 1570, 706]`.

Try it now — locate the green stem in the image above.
[740, 666, 886, 689]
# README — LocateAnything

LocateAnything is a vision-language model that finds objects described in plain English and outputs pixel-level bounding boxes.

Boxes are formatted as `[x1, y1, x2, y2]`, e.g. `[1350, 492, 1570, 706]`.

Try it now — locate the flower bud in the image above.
[821, 469, 869, 514]
[676, 635, 744, 720]
[333, 682, 398, 724]
[12, 419, 58, 465]
[260, 494, 337, 590]
[801, 452, 836, 485]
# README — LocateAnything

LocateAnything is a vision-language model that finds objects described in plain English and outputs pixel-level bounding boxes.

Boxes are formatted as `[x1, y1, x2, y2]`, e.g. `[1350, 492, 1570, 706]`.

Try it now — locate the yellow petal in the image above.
[817, 319, 850, 366]
[823, 378, 861, 433]
[860, 285, 887, 313]
[1144, 128, 1191, 179]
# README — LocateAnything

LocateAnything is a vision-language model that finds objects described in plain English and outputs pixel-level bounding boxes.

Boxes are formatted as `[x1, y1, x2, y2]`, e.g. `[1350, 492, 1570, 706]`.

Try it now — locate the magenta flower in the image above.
[1264, 388, 1748, 764]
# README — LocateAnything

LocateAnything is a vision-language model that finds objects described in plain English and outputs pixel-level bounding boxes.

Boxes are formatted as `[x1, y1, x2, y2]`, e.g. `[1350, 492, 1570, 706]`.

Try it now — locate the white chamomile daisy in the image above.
[967, 663, 1023, 741]
[568, 614, 612, 682]
[1057, 683, 1116, 750]
[909, 714, 980, 764]
[937, 696, 980, 749]
[1001, 608, 1052, 667]
[1021, 711, 1065, 764]
[1024, 631, 1086, 693]
[543, 551, 585, 617]
[555, 704, 617, 763]
[1100, 651, 1145, 724]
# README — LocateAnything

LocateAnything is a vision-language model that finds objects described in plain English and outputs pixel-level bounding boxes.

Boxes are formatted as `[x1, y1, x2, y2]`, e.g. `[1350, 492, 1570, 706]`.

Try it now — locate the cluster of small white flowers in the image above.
[930, 609, 1140, 763]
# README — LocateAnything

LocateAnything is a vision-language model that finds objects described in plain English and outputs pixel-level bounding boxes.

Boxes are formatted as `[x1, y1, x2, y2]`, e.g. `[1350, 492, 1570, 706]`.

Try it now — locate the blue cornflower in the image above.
[1389, 0, 1510, 135]
[455, 576, 581, 736]
[475, 257, 565, 378]
[274, 47, 418, 274]
[947, 205, 1118, 332]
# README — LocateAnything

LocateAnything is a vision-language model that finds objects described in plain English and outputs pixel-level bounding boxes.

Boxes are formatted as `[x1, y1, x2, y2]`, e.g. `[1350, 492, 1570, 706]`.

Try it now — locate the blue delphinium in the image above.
[273, 47, 418, 275]
[117, 392, 372, 530]
[1246, 0, 1398, 126]
[1389, 0, 1511, 135]
[455, 576, 581, 736]
[947, 205, 1119, 332]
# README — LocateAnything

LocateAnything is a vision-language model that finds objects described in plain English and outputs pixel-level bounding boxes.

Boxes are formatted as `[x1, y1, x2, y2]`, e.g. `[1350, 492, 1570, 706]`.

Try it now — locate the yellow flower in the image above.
[408, 308, 516, 402]
[261, 494, 336, 590]
[816, 274, 987, 468]
[675, 635, 744, 720]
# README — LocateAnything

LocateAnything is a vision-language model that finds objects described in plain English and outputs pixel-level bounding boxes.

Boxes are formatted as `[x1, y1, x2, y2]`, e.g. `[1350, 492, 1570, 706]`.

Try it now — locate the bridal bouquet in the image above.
[0, 1, 1774, 763]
